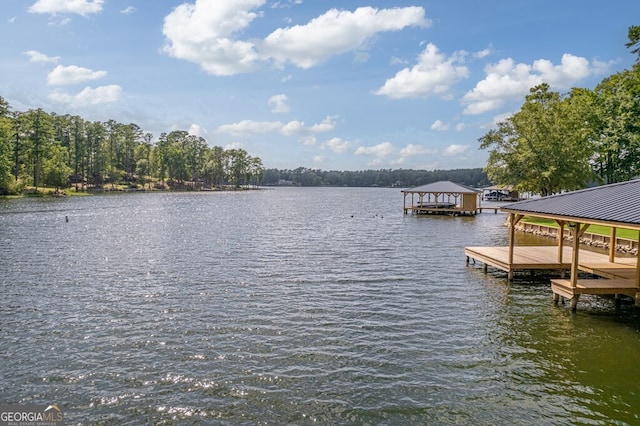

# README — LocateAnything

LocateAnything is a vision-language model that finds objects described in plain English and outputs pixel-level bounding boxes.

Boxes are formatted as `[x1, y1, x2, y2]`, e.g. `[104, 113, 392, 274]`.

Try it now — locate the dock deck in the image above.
[465, 246, 573, 276]
[465, 245, 635, 277]
[466, 245, 639, 309]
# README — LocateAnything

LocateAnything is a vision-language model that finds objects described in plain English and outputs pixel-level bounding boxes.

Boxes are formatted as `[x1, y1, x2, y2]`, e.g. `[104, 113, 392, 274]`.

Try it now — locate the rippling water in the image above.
[1, 188, 640, 425]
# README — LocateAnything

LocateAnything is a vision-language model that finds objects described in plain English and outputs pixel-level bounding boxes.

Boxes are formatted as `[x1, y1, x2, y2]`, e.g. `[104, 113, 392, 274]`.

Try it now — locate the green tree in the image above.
[24, 108, 54, 191]
[165, 130, 189, 183]
[591, 68, 640, 183]
[155, 132, 169, 184]
[247, 156, 264, 187]
[626, 25, 640, 63]
[209, 146, 226, 185]
[479, 84, 594, 196]
[86, 121, 107, 187]
[42, 144, 72, 192]
[121, 123, 143, 180]
[0, 97, 12, 194]
[71, 116, 87, 191]
[135, 134, 153, 188]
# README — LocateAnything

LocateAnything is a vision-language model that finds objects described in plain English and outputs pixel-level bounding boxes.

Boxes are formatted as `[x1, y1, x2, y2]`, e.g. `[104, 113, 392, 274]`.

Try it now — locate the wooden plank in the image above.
[578, 263, 637, 280]
[465, 246, 572, 272]
[551, 278, 639, 297]
[466, 245, 638, 277]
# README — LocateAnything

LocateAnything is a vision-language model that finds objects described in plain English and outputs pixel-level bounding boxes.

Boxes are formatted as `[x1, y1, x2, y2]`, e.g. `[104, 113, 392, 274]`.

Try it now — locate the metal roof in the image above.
[401, 181, 481, 194]
[500, 179, 640, 228]
[483, 185, 515, 191]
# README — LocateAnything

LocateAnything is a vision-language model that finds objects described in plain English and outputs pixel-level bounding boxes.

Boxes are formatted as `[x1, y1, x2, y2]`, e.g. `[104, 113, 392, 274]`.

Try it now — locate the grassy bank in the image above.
[522, 217, 639, 240]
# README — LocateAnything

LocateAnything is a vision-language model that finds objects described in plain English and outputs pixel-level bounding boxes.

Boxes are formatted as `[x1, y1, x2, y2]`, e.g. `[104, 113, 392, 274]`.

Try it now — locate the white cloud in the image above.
[430, 119, 449, 131]
[51, 17, 72, 26]
[162, 0, 265, 76]
[390, 57, 408, 66]
[29, 0, 104, 16]
[217, 115, 336, 137]
[162, 2, 428, 75]
[271, 0, 303, 8]
[47, 64, 107, 85]
[280, 116, 336, 136]
[24, 50, 59, 64]
[225, 141, 244, 150]
[491, 111, 514, 126]
[442, 144, 469, 156]
[374, 43, 469, 99]
[463, 53, 595, 115]
[48, 85, 121, 105]
[354, 142, 394, 158]
[592, 59, 616, 76]
[216, 120, 282, 136]
[280, 120, 306, 136]
[399, 144, 436, 157]
[188, 124, 207, 137]
[309, 116, 337, 133]
[262, 6, 429, 69]
[323, 137, 350, 153]
[301, 136, 317, 146]
[268, 94, 290, 113]
[474, 46, 492, 59]
[121, 6, 136, 15]
[455, 123, 465, 132]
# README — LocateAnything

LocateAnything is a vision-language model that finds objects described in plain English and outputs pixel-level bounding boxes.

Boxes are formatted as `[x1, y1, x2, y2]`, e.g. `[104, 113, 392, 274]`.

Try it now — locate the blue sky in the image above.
[1, 0, 638, 171]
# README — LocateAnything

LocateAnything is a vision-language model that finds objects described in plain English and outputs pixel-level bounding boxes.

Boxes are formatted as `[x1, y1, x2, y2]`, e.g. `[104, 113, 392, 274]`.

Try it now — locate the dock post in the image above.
[570, 295, 580, 312]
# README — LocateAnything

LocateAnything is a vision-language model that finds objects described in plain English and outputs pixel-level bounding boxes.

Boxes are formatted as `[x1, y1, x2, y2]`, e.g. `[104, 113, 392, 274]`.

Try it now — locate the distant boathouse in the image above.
[402, 181, 482, 216]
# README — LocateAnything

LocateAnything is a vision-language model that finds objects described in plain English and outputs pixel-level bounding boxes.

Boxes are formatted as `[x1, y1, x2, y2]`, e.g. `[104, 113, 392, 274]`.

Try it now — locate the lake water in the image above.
[1, 187, 639, 425]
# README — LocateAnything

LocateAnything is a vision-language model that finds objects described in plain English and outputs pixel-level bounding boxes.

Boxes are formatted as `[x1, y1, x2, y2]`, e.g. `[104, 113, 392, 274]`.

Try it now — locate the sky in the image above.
[1, 1, 639, 171]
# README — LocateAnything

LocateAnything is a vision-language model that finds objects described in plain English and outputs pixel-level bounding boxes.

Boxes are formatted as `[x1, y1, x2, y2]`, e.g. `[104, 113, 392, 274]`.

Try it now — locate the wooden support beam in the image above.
[508, 213, 515, 267]
[636, 232, 640, 290]
[556, 220, 565, 263]
[609, 227, 617, 263]
[577, 223, 590, 239]
[570, 222, 582, 288]
[508, 214, 524, 269]
[570, 295, 580, 312]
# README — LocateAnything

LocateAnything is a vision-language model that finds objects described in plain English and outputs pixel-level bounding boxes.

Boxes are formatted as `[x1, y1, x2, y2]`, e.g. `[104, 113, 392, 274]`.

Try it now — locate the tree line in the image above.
[262, 167, 490, 188]
[0, 102, 264, 195]
[480, 26, 640, 196]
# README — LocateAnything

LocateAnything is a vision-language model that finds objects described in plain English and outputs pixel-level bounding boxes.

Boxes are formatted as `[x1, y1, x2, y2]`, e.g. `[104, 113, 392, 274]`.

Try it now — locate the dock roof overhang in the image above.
[401, 181, 481, 194]
[500, 179, 640, 231]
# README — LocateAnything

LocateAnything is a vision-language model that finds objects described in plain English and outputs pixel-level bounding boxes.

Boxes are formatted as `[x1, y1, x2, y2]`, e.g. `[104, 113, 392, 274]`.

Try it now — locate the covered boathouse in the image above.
[465, 179, 640, 311]
[402, 181, 482, 216]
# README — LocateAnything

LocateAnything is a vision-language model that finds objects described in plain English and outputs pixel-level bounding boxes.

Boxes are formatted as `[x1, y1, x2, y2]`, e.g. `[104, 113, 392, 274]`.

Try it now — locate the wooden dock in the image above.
[465, 182, 640, 312]
[403, 205, 501, 215]
[465, 245, 635, 277]
[551, 278, 639, 310]
[478, 206, 500, 214]
[465, 245, 639, 310]
[465, 246, 572, 277]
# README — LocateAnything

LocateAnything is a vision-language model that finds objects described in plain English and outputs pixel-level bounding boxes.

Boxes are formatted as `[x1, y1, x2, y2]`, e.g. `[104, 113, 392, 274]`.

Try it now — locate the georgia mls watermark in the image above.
[0, 404, 64, 426]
